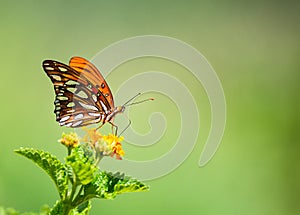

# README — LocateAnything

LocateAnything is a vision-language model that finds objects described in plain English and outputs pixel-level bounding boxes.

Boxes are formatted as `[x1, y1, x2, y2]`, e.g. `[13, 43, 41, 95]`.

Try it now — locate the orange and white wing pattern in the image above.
[42, 56, 114, 128]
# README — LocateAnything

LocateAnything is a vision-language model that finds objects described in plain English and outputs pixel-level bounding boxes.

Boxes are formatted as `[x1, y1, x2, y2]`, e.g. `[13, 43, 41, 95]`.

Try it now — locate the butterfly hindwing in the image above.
[42, 59, 112, 127]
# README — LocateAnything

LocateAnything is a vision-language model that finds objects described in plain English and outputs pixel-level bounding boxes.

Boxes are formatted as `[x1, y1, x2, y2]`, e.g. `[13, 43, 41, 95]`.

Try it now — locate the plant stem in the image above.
[67, 147, 72, 156]
[62, 203, 73, 215]
[69, 178, 77, 203]
[72, 185, 84, 204]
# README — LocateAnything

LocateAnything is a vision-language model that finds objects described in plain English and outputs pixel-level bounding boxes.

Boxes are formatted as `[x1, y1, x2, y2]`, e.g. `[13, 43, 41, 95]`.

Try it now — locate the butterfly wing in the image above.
[42, 58, 113, 127]
[69, 56, 114, 108]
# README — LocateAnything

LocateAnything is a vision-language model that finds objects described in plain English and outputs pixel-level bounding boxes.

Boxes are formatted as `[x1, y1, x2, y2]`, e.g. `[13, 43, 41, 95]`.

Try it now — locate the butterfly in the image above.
[42, 56, 149, 133]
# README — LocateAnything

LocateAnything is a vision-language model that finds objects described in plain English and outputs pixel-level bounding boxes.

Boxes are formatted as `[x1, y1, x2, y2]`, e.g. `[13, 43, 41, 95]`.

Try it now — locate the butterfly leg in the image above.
[109, 121, 118, 135]
[96, 122, 105, 131]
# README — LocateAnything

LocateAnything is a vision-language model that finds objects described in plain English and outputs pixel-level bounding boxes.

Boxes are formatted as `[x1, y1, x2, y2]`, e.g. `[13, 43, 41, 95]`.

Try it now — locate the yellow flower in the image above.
[111, 141, 125, 160]
[59, 132, 79, 148]
[102, 134, 125, 160]
[102, 134, 124, 145]
[82, 127, 102, 146]
[82, 128, 125, 160]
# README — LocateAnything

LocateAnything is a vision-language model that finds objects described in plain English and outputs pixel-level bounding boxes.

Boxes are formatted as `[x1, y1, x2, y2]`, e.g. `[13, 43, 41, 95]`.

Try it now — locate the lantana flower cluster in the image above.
[59, 128, 125, 162]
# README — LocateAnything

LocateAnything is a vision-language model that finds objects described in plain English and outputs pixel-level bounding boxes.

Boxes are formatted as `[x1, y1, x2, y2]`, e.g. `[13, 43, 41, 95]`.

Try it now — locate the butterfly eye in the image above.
[101, 83, 105, 88]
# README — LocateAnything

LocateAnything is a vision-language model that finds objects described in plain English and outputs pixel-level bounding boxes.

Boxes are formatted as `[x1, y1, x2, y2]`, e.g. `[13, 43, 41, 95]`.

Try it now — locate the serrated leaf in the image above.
[15, 148, 68, 198]
[48, 201, 91, 215]
[66, 147, 97, 185]
[49, 201, 63, 215]
[75, 201, 91, 215]
[83, 171, 149, 200]
[110, 172, 149, 195]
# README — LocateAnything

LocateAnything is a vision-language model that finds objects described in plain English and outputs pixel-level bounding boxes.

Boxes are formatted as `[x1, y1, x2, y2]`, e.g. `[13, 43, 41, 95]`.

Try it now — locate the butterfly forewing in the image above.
[42, 57, 113, 128]
[69, 57, 114, 109]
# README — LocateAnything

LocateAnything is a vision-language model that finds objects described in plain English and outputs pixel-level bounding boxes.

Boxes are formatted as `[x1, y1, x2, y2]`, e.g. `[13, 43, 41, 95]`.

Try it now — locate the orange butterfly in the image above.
[42, 56, 151, 133]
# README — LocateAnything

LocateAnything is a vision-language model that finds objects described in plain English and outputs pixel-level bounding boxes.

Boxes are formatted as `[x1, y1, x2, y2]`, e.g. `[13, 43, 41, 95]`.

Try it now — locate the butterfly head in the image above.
[116, 105, 126, 114]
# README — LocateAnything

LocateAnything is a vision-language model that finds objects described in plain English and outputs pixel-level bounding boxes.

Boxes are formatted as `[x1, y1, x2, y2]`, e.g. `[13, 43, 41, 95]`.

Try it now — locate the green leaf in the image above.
[38, 205, 50, 215]
[0, 206, 48, 215]
[109, 172, 149, 195]
[66, 147, 97, 185]
[15, 148, 68, 198]
[49, 201, 63, 215]
[114, 175, 150, 194]
[74, 201, 91, 215]
[0, 207, 20, 215]
[48, 200, 91, 215]
[83, 171, 149, 200]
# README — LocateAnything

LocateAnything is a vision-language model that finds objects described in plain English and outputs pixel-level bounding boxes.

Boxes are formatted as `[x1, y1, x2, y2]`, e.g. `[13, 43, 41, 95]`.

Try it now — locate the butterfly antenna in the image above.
[124, 93, 154, 107]
[119, 93, 154, 135]
[125, 98, 154, 106]
[123, 93, 142, 106]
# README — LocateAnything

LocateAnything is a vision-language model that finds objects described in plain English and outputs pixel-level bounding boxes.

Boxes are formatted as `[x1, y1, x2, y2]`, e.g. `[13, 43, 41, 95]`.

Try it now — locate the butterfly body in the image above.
[42, 57, 124, 129]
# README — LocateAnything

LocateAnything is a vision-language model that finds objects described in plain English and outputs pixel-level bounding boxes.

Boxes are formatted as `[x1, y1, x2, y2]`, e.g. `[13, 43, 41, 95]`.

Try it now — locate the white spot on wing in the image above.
[67, 87, 76, 93]
[74, 113, 84, 119]
[88, 112, 101, 117]
[92, 94, 97, 102]
[60, 115, 70, 122]
[72, 121, 82, 127]
[100, 101, 108, 112]
[65, 122, 72, 127]
[67, 102, 75, 108]
[65, 80, 79, 86]
[45, 66, 54, 70]
[51, 75, 61, 81]
[76, 90, 88, 99]
[79, 102, 98, 111]
[57, 96, 68, 101]
[58, 67, 68, 72]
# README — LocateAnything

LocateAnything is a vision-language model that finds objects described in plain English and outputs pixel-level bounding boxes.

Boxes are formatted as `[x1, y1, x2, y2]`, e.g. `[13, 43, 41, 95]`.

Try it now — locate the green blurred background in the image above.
[0, 0, 299, 214]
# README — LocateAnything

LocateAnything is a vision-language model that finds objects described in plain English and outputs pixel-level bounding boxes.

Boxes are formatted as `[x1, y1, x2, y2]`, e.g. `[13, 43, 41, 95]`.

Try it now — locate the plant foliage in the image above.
[11, 133, 149, 215]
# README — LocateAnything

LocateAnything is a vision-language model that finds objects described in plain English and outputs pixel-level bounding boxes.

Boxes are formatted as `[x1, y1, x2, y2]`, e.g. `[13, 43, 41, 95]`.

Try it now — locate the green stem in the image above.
[63, 147, 73, 201]
[72, 185, 85, 206]
[62, 204, 72, 215]
[62, 184, 78, 214]
[95, 153, 104, 166]
[69, 178, 77, 203]
[67, 147, 72, 156]
[76, 185, 84, 199]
